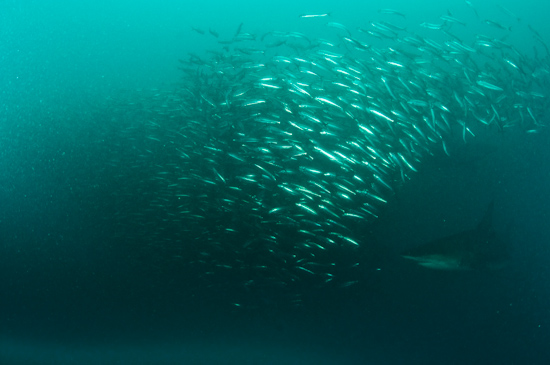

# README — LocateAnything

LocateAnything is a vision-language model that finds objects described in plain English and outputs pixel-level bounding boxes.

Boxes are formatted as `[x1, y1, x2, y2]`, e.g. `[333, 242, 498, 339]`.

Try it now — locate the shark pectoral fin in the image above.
[401, 254, 466, 270]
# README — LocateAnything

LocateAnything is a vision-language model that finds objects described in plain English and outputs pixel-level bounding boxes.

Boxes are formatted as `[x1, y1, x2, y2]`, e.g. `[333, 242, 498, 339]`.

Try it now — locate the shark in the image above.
[401, 201, 509, 270]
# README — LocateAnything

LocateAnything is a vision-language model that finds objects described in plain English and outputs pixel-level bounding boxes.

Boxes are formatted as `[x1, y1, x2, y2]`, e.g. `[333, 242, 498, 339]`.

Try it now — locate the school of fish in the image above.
[111, 5, 549, 294]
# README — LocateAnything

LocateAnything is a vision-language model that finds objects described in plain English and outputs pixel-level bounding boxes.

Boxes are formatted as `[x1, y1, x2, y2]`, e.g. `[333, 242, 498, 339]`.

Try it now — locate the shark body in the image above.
[401, 201, 509, 270]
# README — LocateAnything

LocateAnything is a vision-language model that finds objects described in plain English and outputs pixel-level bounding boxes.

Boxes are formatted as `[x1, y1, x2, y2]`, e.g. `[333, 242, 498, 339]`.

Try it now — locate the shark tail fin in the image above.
[476, 200, 495, 233]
